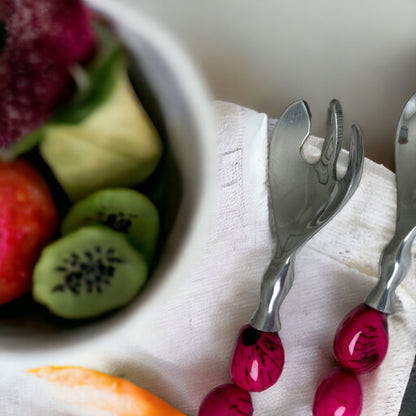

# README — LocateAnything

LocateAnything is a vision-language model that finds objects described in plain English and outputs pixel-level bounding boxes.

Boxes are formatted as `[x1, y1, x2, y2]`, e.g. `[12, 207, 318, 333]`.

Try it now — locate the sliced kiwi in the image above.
[32, 225, 148, 319]
[61, 188, 159, 263]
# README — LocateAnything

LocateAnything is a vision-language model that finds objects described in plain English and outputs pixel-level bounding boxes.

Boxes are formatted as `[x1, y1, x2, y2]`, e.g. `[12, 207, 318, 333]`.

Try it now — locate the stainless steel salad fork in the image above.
[250, 99, 365, 332]
[199, 99, 365, 415]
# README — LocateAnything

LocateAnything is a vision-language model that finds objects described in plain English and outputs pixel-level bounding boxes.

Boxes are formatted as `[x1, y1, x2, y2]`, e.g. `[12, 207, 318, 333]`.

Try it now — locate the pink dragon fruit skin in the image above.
[0, 0, 96, 148]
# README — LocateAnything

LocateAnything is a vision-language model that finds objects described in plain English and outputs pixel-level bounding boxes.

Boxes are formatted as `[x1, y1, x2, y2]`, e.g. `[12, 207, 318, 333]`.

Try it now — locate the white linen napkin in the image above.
[1, 101, 416, 415]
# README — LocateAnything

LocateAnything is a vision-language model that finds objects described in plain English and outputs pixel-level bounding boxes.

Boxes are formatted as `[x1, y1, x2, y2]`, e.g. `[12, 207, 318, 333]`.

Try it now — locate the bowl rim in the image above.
[0, 0, 216, 361]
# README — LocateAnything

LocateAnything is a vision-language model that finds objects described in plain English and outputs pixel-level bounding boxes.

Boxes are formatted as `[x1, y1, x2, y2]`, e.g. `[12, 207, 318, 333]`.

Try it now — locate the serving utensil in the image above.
[199, 99, 364, 416]
[313, 92, 416, 416]
[250, 99, 364, 332]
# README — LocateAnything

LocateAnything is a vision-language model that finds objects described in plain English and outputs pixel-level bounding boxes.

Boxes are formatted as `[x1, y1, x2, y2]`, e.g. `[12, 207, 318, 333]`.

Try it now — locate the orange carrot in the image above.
[28, 365, 187, 416]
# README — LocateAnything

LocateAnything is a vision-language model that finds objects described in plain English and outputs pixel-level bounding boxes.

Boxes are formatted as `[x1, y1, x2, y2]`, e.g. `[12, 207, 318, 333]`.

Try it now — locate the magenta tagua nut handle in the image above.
[198, 325, 283, 415]
[333, 303, 388, 374]
[230, 325, 284, 392]
[198, 383, 253, 416]
[313, 367, 363, 416]
[312, 304, 387, 416]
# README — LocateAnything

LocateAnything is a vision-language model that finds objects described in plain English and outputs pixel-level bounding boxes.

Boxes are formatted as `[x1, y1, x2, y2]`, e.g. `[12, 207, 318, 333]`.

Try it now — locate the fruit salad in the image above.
[0, 0, 165, 320]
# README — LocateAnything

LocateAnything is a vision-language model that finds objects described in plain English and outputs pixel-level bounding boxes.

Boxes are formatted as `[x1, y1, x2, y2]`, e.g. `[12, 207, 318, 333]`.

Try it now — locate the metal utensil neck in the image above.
[365, 219, 416, 314]
[366, 92, 416, 314]
[249, 254, 295, 332]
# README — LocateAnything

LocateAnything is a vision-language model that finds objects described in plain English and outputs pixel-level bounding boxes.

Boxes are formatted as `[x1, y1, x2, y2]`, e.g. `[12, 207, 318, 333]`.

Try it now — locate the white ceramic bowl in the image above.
[0, 0, 215, 359]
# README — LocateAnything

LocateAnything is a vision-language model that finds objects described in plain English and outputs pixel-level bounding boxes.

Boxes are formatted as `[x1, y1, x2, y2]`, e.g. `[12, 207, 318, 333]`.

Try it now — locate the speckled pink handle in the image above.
[230, 325, 284, 392]
[313, 303, 389, 416]
[334, 303, 388, 374]
[313, 367, 363, 416]
[198, 325, 285, 415]
[199, 384, 253, 416]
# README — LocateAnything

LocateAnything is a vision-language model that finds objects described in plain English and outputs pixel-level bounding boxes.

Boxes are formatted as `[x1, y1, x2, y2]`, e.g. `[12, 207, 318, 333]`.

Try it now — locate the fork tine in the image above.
[318, 99, 344, 176]
[319, 123, 364, 224]
[327, 99, 344, 132]
[342, 123, 365, 202]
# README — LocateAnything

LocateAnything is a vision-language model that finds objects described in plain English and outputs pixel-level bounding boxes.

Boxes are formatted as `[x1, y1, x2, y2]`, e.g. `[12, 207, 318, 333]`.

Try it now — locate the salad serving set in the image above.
[199, 92, 416, 416]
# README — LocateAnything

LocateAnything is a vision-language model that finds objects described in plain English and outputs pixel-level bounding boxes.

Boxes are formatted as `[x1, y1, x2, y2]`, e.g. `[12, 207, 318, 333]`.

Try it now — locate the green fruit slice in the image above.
[39, 63, 163, 201]
[61, 188, 159, 263]
[33, 225, 148, 319]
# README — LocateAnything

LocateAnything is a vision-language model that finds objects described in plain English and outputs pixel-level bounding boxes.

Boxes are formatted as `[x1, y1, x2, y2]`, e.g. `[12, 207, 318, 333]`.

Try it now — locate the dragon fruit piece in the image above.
[0, 0, 97, 148]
